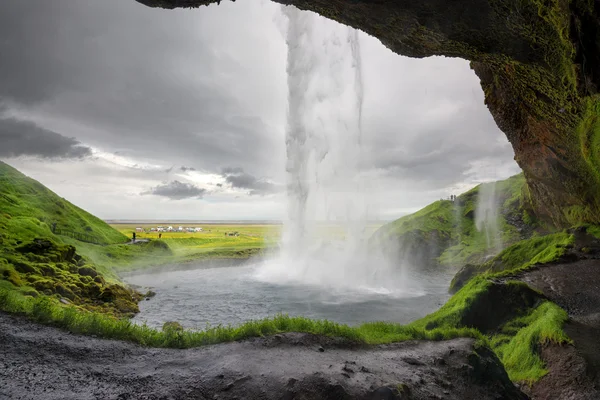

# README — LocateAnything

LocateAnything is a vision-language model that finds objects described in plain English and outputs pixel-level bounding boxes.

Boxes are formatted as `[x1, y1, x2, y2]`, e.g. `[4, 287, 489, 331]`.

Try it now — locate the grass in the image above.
[0, 287, 478, 348]
[490, 232, 574, 272]
[0, 162, 143, 315]
[450, 231, 574, 292]
[411, 276, 570, 383]
[491, 301, 570, 383]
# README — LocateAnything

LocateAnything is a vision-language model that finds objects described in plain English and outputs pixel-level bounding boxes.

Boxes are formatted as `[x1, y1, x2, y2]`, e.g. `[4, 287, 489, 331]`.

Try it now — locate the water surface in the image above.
[127, 263, 453, 329]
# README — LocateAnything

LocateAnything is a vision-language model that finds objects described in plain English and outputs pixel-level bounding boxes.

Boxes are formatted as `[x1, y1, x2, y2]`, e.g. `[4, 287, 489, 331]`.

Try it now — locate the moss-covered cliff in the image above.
[136, 0, 600, 227]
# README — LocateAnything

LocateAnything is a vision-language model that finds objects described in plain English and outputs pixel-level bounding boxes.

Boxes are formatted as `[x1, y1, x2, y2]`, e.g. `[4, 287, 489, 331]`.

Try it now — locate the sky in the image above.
[0, 0, 521, 221]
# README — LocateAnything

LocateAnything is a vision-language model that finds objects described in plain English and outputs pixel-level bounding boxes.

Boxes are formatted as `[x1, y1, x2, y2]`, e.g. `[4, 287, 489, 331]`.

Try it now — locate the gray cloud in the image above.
[0, 0, 520, 220]
[221, 167, 244, 175]
[222, 167, 280, 196]
[143, 180, 206, 200]
[0, 117, 91, 159]
[0, 0, 285, 177]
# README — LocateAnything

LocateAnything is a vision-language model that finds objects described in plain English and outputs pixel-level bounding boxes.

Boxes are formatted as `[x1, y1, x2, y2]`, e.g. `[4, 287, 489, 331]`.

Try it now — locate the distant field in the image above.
[112, 223, 280, 240]
[106, 223, 383, 271]
[109, 224, 280, 267]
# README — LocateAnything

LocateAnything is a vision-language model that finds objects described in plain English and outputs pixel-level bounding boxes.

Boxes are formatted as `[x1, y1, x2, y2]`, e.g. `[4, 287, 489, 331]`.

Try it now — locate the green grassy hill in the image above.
[0, 161, 127, 245]
[0, 161, 140, 315]
[373, 174, 541, 268]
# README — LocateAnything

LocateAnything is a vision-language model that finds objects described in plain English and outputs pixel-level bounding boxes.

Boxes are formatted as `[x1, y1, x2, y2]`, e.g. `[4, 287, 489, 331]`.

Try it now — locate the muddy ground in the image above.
[0, 312, 525, 400]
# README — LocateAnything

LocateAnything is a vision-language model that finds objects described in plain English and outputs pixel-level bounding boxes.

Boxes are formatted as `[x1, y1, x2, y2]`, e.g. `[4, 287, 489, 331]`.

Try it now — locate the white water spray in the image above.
[475, 182, 502, 253]
[255, 8, 417, 296]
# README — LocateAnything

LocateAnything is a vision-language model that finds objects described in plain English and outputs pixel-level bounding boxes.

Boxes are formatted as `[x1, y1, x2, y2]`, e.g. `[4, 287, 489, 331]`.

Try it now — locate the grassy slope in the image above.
[450, 231, 575, 292]
[0, 161, 140, 315]
[374, 174, 537, 267]
[0, 161, 127, 245]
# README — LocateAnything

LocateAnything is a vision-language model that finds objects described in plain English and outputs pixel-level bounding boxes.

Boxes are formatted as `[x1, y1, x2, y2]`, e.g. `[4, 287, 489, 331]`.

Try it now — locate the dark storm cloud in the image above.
[0, 0, 283, 175]
[180, 166, 196, 172]
[0, 117, 92, 159]
[221, 167, 280, 196]
[142, 180, 206, 200]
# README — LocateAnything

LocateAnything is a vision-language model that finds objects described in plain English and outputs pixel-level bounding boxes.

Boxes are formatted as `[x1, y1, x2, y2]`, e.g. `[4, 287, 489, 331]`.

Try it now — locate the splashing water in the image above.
[255, 8, 417, 296]
[475, 182, 502, 253]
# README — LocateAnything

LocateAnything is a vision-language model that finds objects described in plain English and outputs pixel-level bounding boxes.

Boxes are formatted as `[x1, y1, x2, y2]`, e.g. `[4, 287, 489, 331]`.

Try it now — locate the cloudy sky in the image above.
[0, 0, 520, 221]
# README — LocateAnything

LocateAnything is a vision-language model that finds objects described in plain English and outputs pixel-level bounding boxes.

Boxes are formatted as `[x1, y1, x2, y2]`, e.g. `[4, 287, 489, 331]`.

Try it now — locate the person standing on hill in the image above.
[132, 231, 136, 243]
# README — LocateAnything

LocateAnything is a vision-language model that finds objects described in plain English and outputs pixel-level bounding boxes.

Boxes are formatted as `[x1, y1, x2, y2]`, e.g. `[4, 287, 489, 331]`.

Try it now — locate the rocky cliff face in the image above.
[137, 0, 600, 227]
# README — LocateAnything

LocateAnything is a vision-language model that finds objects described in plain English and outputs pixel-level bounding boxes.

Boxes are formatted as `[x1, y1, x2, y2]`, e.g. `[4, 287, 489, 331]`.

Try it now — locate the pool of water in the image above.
[126, 262, 453, 329]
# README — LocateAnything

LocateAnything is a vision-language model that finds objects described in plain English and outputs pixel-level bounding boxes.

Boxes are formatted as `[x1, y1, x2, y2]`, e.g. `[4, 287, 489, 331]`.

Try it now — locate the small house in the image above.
[135, 227, 143, 233]
[194, 227, 203, 232]
[177, 226, 184, 232]
[167, 226, 174, 232]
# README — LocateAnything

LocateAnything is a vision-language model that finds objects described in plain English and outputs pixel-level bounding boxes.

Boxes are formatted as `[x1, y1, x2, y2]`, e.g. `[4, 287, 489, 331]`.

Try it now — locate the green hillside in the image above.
[0, 161, 127, 245]
[373, 174, 542, 268]
[0, 161, 139, 316]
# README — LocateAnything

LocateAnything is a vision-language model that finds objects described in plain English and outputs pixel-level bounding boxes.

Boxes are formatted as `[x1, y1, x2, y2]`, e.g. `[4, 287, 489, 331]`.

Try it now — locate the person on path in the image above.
[132, 232, 136, 243]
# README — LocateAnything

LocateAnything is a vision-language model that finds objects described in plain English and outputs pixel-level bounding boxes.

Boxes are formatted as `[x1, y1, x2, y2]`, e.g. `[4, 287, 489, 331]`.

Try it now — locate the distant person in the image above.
[132, 232, 136, 242]
[159, 233, 162, 239]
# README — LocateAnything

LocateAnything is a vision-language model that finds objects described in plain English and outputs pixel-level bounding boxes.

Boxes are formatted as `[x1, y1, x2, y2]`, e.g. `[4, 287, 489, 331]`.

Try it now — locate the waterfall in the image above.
[255, 7, 412, 295]
[475, 182, 502, 254]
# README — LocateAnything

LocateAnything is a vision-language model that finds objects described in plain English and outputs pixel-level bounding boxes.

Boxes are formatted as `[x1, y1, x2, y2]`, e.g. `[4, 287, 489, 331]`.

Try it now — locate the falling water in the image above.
[255, 7, 414, 295]
[475, 182, 502, 253]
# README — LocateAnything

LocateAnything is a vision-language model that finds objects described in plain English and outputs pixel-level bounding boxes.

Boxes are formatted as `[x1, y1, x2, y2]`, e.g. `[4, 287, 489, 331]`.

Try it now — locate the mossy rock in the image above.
[13, 260, 38, 274]
[450, 264, 483, 293]
[16, 238, 54, 255]
[54, 283, 76, 300]
[77, 266, 98, 278]
[1, 266, 23, 287]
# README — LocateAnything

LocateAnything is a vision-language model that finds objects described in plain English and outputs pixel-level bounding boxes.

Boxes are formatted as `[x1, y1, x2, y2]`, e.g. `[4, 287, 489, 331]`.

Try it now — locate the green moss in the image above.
[450, 232, 574, 292]
[492, 232, 573, 272]
[410, 276, 569, 383]
[585, 224, 600, 239]
[491, 301, 570, 383]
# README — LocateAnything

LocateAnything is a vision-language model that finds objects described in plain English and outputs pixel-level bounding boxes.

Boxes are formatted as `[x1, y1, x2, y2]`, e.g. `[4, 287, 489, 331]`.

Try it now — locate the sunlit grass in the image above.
[490, 301, 571, 383]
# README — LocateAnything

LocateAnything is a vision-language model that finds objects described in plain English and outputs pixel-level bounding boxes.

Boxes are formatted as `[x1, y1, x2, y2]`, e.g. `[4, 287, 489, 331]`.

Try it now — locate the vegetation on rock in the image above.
[373, 174, 540, 268]
[0, 162, 141, 316]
